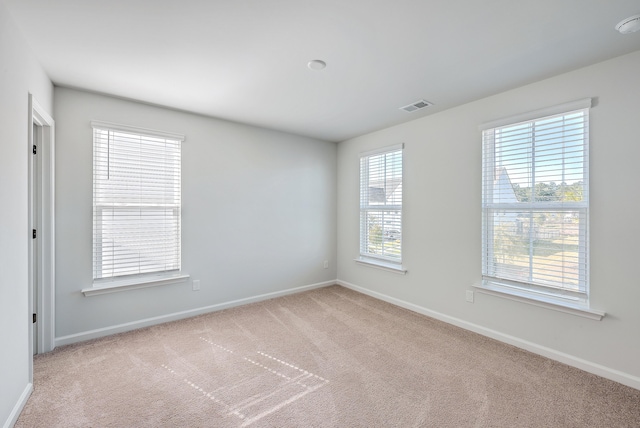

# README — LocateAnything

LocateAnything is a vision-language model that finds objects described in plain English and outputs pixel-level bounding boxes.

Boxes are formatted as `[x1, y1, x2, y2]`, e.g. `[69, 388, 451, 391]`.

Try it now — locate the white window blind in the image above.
[360, 144, 403, 263]
[481, 102, 589, 303]
[92, 122, 183, 281]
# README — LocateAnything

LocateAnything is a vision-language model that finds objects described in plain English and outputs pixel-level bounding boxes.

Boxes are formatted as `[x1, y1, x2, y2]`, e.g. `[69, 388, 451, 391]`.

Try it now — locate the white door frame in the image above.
[28, 94, 55, 367]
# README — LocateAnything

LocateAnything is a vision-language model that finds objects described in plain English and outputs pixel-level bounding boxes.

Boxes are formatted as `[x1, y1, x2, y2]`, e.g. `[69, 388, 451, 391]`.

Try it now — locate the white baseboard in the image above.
[52, 277, 640, 391]
[55, 280, 335, 347]
[3, 383, 32, 428]
[337, 279, 640, 391]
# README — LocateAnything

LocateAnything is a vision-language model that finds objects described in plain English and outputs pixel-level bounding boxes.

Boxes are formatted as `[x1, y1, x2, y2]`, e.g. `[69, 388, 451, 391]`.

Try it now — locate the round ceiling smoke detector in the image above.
[615, 14, 640, 34]
[307, 60, 327, 70]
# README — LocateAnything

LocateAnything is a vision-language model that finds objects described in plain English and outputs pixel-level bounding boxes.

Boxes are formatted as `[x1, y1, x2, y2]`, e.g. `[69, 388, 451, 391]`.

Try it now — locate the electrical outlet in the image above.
[192, 279, 201, 291]
[466, 290, 474, 303]
[323, 260, 329, 269]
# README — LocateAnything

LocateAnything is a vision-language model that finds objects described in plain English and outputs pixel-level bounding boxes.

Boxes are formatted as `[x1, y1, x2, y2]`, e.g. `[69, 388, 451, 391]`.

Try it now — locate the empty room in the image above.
[2, 0, 640, 426]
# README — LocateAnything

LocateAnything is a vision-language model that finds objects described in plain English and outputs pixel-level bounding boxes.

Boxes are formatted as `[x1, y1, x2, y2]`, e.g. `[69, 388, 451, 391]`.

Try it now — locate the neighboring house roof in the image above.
[368, 178, 402, 205]
[494, 167, 518, 204]
[368, 187, 386, 203]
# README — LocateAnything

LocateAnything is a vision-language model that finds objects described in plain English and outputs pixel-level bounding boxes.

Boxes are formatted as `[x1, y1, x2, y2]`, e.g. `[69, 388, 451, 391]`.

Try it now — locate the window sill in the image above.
[472, 282, 605, 321]
[82, 273, 190, 296]
[355, 257, 407, 275]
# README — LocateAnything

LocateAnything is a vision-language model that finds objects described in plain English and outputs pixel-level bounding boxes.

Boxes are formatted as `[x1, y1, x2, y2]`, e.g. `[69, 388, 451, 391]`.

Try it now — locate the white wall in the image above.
[54, 88, 337, 342]
[337, 50, 640, 388]
[0, 1, 53, 426]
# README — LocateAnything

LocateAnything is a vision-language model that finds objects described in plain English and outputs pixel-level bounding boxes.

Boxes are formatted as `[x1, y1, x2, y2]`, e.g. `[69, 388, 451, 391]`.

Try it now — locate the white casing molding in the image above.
[28, 94, 56, 358]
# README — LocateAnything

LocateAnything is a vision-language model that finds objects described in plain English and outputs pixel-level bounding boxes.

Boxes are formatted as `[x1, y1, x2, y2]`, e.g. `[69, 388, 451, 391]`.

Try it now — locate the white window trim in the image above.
[355, 257, 407, 274]
[479, 98, 592, 131]
[90, 120, 185, 141]
[359, 143, 404, 158]
[479, 99, 600, 315]
[358, 143, 405, 271]
[472, 282, 604, 320]
[82, 273, 190, 296]
[90, 121, 186, 292]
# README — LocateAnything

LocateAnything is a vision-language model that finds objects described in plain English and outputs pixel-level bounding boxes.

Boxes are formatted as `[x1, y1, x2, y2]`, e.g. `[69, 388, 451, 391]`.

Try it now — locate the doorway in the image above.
[28, 94, 55, 373]
[31, 121, 40, 354]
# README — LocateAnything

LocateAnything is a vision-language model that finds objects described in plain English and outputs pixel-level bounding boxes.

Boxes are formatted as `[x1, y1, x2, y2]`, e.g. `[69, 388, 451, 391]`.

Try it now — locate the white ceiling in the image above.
[5, 0, 640, 142]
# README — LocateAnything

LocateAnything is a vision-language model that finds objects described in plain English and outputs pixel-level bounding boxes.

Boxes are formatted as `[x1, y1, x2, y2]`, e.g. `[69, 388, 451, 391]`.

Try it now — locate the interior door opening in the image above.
[31, 121, 40, 355]
[28, 94, 56, 376]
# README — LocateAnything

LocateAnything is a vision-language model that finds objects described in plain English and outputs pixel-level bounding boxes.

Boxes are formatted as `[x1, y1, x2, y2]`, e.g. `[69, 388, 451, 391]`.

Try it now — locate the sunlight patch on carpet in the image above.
[160, 337, 330, 426]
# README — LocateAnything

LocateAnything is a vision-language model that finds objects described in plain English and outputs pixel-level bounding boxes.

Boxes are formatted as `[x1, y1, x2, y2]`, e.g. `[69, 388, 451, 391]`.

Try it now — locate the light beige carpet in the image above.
[17, 285, 640, 427]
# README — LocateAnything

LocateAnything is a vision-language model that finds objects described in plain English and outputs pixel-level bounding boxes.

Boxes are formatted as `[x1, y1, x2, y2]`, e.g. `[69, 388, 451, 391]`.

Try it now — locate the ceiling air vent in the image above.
[400, 99, 433, 113]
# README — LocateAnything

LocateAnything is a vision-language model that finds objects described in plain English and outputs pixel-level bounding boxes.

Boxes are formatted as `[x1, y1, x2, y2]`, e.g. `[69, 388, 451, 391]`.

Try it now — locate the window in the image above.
[481, 99, 590, 306]
[359, 144, 403, 267]
[92, 122, 183, 282]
